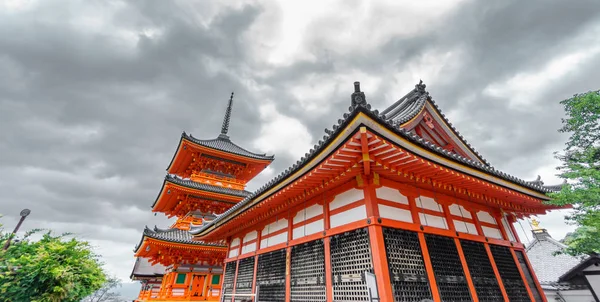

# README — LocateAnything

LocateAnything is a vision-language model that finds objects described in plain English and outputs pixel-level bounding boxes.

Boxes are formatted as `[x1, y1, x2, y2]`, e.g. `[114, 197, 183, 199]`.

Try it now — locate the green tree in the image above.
[549, 90, 600, 255]
[0, 228, 107, 302]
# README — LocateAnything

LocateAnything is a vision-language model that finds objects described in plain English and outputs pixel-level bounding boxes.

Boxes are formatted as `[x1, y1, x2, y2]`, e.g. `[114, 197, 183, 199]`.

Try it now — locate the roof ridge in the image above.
[189, 82, 563, 238]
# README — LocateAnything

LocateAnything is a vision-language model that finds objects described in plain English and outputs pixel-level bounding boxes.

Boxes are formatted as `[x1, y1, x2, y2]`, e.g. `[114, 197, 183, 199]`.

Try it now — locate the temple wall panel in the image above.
[260, 230, 288, 248]
[418, 212, 448, 229]
[482, 225, 503, 239]
[293, 204, 323, 224]
[241, 242, 256, 254]
[449, 204, 472, 218]
[330, 204, 367, 228]
[416, 196, 444, 212]
[375, 186, 408, 204]
[477, 211, 497, 225]
[378, 204, 413, 222]
[293, 219, 324, 239]
[329, 188, 364, 210]
[453, 220, 478, 235]
[228, 248, 239, 258]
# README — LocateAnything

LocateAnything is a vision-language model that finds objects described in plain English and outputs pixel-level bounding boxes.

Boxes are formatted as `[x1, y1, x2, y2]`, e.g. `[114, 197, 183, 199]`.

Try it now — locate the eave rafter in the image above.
[136, 238, 226, 267]
[197, 123, 563, 240]
[361, 129, 559, 215]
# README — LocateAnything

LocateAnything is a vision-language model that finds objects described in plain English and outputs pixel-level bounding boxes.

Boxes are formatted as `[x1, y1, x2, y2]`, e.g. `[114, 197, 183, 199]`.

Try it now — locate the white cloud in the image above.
[253, 102, 313, 160]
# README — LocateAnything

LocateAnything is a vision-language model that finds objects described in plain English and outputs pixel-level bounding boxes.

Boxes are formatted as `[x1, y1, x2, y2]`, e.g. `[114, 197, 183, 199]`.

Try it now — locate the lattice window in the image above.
[383, 228, 433, 302]
[490, 245, 530, 302]
[330, 228, 374, 301]
[223, 261, 237, 298]
[256, 249, 286, 302]
[291, 239, 326, 302]
[459, 240, 504, 302]
[235, 256, 255, 302]
[425, 234, 472, 301]
[515, 250, 543, 302]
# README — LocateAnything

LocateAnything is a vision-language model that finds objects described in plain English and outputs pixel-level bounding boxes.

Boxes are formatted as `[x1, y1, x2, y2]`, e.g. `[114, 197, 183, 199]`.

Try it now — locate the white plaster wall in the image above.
[586, 274, 600, 299]
[260, 231, 288, 248]
[419, 213, 448, 229]
[378, 204, 412, 223]
[376, 186, 408, 204]
[448, 204, 472, 219]
[482, 226, 503, 239]
[416, 196, 443, 212]
[230, 238, 240, 248]
[228, 249, 238, 258]
[330, 205, 367, 228]
[241, 242, 256, 254]
[329, 189, 364, 210]
[454, 220, 478, 235]
[293, 204, 323, 224]
[261, 219, 288, 237]
[243, 231, 258, 243]
[501, 217, 516, 241]
[477, 211, 497, 224]
[293, 219, 324, 239]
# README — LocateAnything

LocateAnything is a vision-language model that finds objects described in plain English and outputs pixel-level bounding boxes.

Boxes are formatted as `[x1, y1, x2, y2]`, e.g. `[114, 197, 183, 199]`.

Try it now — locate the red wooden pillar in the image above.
[324, 237, 334, 302]
[510, 248, 536, 302]
[418, 232, 441, 302]
[363, 180, 393, 302]
[323, 199, 333, 302]
[484, 243, 510, 302]
[494, 215, 510, 241]
[471, 210, 485, 237]
[507, 215, 522, 243]
[368, 225, 394, 302]
[518, 247, 547, 302]
[454, 238, 479, 302]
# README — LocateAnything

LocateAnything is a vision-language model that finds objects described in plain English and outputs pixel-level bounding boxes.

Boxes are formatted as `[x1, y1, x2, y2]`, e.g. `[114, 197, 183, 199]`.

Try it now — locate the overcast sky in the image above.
[2, 0, 600, 295]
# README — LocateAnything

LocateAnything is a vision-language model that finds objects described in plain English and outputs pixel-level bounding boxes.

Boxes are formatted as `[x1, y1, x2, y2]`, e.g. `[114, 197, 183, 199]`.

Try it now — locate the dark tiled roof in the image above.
[183, 132, 274, 161]
[381, 81, 490, 166]
[559, 254, 600, 282]
[526, 175, 567, 193]
[165, 174, 251, 197]
[190, 82, 558, 237]
[142, 226, 226, 247]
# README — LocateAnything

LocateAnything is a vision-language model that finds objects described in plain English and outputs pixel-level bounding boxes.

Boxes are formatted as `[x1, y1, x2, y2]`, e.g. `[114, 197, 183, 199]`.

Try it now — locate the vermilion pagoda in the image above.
[133, 82, 566, 302]
[132, 93, 274, 301]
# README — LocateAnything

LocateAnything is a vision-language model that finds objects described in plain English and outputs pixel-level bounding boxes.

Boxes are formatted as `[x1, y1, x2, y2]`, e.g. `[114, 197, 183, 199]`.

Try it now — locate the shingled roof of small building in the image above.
[190, 81, 563, 237]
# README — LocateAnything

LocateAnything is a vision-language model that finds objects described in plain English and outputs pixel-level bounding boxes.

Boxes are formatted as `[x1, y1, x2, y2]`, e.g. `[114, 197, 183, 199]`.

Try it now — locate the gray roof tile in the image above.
[183, 132, 274, 161]
[190, 82, 563, 237]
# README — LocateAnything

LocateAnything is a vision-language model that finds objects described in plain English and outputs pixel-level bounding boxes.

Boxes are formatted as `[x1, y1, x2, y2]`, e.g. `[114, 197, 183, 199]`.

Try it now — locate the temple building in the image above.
[134, 82, 568, 302]
[525, 220, 598, 301]
[132, 93, 274, 301]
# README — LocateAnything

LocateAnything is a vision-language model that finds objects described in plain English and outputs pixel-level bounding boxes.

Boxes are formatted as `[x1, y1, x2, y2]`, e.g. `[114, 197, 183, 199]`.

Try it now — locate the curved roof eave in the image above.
[191, 102, 556, 239]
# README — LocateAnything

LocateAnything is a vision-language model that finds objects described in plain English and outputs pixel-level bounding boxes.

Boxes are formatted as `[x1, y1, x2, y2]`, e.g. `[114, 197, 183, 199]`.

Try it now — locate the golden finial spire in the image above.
[531, 218, 541, 230]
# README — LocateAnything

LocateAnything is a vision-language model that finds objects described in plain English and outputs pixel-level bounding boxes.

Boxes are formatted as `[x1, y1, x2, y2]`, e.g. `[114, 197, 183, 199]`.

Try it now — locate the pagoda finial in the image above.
[220, 92, 234, 138]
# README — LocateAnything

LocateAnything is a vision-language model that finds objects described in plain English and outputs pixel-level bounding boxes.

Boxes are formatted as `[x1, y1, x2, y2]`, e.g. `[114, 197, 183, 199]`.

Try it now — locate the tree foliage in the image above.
[0, 228, 106, 302]
[549, 90, 600, 255]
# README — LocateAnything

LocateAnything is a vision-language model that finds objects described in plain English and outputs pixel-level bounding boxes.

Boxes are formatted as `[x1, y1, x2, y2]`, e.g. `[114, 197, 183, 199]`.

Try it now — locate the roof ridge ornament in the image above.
[416, 79, 427, 93]
[219, 92, 234, 139]
[351, 81, 367, 107]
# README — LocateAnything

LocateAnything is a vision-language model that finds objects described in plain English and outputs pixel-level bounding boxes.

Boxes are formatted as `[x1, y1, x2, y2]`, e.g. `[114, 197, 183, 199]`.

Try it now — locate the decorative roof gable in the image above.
[381, 81, 489, 166]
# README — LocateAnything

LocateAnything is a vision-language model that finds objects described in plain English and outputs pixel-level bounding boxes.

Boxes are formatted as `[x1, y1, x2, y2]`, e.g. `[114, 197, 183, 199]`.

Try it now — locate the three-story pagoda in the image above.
[132, 93, 273, 301]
